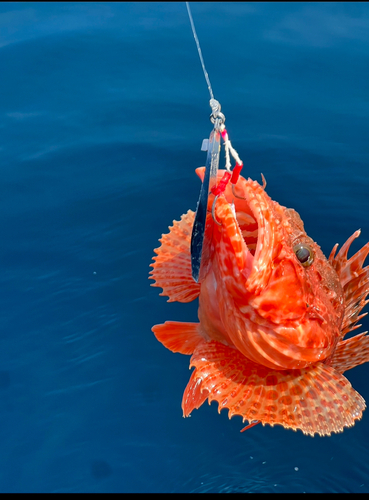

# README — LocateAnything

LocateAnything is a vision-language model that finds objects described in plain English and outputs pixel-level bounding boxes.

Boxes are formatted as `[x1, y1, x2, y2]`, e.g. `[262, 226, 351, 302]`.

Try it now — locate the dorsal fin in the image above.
[330, 332, 369, 373]
[329, 231, 369, 337]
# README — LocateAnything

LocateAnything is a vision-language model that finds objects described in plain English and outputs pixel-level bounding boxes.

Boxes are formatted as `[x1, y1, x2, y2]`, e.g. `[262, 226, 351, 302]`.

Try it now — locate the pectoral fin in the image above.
[152, 321, 203, 355]
[149, 210, 201, 302]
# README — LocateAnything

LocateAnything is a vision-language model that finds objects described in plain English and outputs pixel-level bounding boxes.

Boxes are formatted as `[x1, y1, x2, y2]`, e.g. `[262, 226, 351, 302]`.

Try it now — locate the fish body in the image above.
[150, 168, 369, 436]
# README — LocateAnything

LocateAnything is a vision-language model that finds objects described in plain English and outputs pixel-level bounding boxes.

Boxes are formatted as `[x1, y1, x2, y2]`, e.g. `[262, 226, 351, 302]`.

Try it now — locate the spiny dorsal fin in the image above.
[329, 232, 369, 337]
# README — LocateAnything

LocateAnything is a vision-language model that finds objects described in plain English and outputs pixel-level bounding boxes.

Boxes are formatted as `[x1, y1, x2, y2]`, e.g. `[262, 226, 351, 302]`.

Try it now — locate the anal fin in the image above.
[149, 210, 201, 303]
[182, 340, 366, 436]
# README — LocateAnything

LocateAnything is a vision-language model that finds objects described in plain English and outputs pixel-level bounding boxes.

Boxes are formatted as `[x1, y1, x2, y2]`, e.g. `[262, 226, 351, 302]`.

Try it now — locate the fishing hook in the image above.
[232, 183, 246, 200]
[211, 195, 222, 226]
[231, 172, 267, 200]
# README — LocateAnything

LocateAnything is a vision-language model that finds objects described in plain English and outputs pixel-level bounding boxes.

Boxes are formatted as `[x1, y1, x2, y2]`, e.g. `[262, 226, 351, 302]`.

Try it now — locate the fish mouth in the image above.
[231, 177, 278, 291]
[195, 167, 277, 290]
[231, 188, 259, 257]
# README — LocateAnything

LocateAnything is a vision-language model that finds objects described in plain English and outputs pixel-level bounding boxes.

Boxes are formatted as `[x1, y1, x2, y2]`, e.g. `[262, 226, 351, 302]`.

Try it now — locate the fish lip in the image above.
[235, 179, 277, 289]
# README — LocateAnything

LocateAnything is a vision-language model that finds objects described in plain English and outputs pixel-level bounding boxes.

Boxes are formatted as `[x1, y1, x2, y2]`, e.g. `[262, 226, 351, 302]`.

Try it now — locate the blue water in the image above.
[0, 1, 369, 493]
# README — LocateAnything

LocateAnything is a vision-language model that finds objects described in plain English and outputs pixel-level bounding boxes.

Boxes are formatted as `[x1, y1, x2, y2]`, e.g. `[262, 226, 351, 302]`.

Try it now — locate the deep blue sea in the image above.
[1, 1, 369, 493]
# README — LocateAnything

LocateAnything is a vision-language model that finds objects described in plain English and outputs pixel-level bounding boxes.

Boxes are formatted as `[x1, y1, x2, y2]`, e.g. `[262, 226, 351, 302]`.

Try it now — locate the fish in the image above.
[149, 167, 369, 436]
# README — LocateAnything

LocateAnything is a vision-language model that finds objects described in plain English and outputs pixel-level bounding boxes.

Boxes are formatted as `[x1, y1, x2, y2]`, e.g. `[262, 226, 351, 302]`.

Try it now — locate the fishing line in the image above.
[185, 2, 214, 101]
[186, 2, 244, 283]
[185, 2, 243, 171]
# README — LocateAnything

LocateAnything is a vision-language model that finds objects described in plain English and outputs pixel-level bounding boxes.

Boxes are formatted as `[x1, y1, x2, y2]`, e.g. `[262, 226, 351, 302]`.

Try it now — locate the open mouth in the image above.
[227, 179, 276, 290]
[230, 184, 261, 258]
[235, 205, 259, 256]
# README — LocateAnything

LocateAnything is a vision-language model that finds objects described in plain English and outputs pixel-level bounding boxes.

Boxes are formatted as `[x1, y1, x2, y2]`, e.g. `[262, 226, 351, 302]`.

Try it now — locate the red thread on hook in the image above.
[211, 171, 231, 196]
[210, 128, 243, 196]
[231, 163, 243, 185]
[210, 163, 243, 197]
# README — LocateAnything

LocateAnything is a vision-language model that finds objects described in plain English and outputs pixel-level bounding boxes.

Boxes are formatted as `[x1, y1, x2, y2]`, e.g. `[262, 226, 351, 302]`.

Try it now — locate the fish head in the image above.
[196, 168, 345, 369]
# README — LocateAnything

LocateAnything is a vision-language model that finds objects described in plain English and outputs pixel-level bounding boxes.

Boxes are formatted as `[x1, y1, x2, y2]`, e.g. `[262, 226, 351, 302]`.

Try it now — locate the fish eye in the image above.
[293, 244, 314, 267]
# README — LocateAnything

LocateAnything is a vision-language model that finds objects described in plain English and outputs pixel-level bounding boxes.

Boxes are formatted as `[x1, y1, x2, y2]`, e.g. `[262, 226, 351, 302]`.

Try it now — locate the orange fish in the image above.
[149, 167, 369, 436]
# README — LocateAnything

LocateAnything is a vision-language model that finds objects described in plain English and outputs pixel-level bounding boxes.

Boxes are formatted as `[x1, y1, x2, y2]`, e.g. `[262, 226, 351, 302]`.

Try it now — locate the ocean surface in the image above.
[1, 1, 369, 493]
